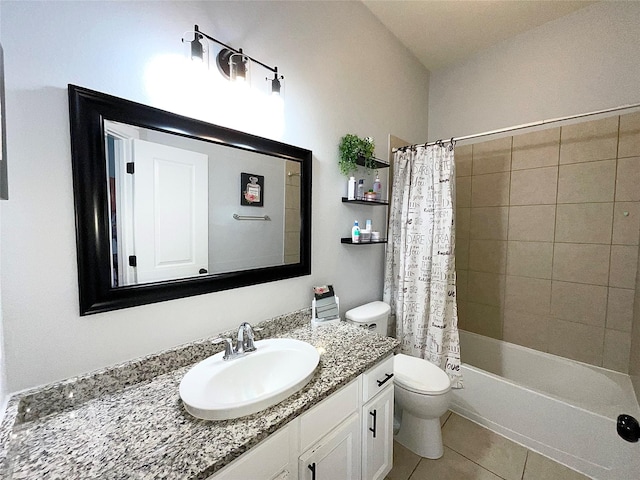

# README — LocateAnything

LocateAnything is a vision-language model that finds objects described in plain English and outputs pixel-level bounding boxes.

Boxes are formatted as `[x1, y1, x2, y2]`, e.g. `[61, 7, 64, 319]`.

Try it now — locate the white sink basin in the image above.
[180, 338, 320, 420]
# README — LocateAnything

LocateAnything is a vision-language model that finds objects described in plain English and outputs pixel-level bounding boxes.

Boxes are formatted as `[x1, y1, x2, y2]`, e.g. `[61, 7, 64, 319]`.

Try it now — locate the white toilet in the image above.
[346, 301, 452, 460]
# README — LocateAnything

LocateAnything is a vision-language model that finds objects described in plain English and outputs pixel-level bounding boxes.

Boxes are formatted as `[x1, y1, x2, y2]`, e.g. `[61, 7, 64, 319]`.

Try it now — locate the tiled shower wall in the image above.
[284, 160, 301, 264]
[455, 112, 640, 373]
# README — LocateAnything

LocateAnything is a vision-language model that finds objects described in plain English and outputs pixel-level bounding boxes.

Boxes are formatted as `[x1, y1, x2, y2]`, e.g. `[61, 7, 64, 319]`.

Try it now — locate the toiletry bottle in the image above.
[352, 220, 360, 243]
[365, 219, 372, 232]
[357, 179, 365, 200]
[347, 176, 356, 200]
[373, 174, 382, 200]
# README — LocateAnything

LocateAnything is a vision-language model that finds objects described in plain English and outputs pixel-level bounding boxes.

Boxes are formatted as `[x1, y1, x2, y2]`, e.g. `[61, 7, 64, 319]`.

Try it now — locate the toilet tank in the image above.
[345, 301, 390, 336]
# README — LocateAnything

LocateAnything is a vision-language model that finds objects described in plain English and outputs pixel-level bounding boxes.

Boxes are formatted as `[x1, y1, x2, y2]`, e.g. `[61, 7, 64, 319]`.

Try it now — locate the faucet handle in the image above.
[213, 337, 234, 360]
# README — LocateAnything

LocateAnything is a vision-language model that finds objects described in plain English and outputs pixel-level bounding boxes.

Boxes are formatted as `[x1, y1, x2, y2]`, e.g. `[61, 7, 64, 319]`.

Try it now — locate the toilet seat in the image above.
[394, 353, 451, 395]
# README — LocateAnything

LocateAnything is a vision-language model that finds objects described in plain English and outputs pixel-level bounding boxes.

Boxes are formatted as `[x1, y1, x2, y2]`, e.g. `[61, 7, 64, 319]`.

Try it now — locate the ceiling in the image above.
[362, 0, 597, 71]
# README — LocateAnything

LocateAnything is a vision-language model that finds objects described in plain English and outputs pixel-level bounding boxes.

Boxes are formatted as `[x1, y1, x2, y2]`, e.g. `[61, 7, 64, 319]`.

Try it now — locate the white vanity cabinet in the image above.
[361, 356, 394, 480]
[298, 379, 361, 480]
[208, 425, 295, 480]
[298, 412, 361, 480]
[209, 355, 394, 480]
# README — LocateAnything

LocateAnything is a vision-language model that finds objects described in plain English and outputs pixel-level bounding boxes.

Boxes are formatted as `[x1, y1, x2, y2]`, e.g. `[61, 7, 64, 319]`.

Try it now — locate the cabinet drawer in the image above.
[362, 355, 394, 403]
[300, 379, 359, 452]
[209, 426, 291, 479]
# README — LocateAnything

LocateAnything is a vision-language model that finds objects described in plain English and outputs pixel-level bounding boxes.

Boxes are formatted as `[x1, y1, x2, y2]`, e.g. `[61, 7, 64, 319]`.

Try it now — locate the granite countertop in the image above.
[0, 309, 399, 480]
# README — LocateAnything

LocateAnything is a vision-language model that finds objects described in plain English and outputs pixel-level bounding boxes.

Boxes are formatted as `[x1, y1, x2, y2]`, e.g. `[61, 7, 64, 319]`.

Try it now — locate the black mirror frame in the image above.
[68, 85, 312, 315]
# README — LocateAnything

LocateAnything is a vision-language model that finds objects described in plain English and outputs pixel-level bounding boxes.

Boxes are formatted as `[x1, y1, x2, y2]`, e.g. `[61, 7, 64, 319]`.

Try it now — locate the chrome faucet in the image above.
[214, 322, 260, 361]
[236, 322, 258, 354]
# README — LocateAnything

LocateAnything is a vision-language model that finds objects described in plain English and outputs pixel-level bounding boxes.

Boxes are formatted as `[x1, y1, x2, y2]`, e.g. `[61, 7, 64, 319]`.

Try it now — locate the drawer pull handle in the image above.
[308, 462, 316, 480]
[369, 409, 377, 438]
[376, 373, 394, 387]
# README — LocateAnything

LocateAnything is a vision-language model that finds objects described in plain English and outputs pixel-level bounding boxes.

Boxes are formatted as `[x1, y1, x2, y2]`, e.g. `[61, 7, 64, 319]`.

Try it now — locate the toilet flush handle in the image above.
[376, 373, 394, 387]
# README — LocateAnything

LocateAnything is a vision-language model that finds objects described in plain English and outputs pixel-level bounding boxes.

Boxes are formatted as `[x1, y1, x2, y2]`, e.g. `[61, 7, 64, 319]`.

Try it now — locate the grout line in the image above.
[521, 450, 530, 480]
[441, 445, 511, 480]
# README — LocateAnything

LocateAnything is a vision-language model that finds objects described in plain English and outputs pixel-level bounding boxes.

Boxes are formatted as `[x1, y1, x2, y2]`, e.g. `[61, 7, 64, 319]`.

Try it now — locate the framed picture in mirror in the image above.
[241, 172, 264, 206]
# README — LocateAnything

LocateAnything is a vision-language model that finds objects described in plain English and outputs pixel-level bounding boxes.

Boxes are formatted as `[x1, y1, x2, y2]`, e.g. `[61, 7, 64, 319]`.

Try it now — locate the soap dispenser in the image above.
[351, 220, 360, 243]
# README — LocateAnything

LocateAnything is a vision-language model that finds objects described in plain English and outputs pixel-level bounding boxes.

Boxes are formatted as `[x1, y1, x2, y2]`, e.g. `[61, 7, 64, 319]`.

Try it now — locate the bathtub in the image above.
[451, 330, 640, 480]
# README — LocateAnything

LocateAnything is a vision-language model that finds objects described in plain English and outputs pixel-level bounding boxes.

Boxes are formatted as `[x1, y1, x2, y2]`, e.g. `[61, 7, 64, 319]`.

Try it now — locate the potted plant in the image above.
[338, 134, 376, 176]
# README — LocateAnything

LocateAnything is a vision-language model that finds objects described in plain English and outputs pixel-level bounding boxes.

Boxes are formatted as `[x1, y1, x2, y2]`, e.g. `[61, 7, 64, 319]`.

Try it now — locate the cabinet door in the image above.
[209, 426, 293, 480]
[299, 413, 361, 480]
[362, 386, 394, 480]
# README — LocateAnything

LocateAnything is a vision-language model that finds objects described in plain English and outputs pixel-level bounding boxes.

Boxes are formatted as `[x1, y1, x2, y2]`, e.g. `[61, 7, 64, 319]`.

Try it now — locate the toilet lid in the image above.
[393, 353, 451, 394]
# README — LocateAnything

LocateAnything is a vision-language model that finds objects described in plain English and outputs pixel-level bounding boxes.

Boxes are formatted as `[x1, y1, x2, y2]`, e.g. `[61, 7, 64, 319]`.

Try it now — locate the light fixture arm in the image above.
[192, 24, 278, 74]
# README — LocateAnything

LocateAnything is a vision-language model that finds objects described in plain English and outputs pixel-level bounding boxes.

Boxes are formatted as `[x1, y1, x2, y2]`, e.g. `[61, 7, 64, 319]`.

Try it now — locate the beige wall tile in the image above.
[508, 205, 556, 242]
[285, 185, 300, 209]
[615, 157, 640, 202]
[456, 269, 469, 303]
[618, 112, 640, 159]
[471, 172, 510, 207]
[607, 287, 634, 332]
[504, 275, 551, 316]
[455, 144, 473, 177]
[284, 254, 299, 264]
[603, 329, 631, 373]
[559, 116, 619, 164]
[554, 203, 613, 244]
[506, 241, 553, 279]
[456, 176, 471, 208]
[552, 243, 611, 285]
[609, 245, 639, 288]
[456, 237, 469, 270]
[550, 281, 607, 327]
[512, 127, 560, 171]
[510, 167, 558, 205]
[557, 159, 616, 203]
[284, 232, 300, 256]
[472, 136, 512, 175]
[457, 207, 470, 239]
[457, 300, 468, 330]
[469, 240, 507, 274]
[468, 271, 505, 307]
[284, 207, 300, 232]
[503, 310, 549, 352]
[547, 319, 604, 366]
[466, 302, 503, 339]
[613, 202, 640, 245]
[630, 247, 640, 393]
[470, 207, 508, 240]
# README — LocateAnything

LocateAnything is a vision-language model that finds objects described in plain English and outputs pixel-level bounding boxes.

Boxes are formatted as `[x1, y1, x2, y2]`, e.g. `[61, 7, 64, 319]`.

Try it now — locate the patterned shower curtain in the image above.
[383, 144, 462, 388]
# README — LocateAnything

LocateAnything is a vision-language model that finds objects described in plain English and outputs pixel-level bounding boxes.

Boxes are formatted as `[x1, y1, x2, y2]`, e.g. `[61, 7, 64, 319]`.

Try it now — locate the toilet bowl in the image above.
[393, 353, 451, 459]
[345, 302, 452, 460]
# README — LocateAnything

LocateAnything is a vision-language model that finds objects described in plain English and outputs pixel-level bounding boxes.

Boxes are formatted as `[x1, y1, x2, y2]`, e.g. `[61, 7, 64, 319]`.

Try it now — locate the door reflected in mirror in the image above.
[105, 120, 301, 287]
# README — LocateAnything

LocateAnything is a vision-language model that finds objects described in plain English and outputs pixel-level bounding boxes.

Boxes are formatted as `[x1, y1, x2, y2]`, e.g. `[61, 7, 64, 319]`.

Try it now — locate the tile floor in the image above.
[386, 412, 592, 480]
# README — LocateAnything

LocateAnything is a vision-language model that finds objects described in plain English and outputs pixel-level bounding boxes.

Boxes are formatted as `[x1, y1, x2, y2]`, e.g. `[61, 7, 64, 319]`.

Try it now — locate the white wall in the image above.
[0, 1, 429, 391]
[0, 0, 7, 409]
[428, 1, 640, 140]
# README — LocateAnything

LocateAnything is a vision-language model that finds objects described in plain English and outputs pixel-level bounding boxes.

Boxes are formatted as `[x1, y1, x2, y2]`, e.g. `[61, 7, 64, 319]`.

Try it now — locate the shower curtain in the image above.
[383, 144, 462, 388]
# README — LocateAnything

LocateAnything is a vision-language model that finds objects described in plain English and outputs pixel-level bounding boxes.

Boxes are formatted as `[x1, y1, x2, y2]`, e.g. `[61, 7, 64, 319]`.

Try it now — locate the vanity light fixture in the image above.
[182, 24, 284, 95]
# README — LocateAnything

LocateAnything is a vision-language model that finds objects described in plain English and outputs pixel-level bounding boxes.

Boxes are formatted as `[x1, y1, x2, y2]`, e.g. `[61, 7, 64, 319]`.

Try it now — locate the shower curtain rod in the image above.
[395, 102, 640, 152]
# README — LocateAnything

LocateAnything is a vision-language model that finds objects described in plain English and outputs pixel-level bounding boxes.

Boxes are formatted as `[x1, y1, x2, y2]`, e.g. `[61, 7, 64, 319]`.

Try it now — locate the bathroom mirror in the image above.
[69, 85, 311, 315]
